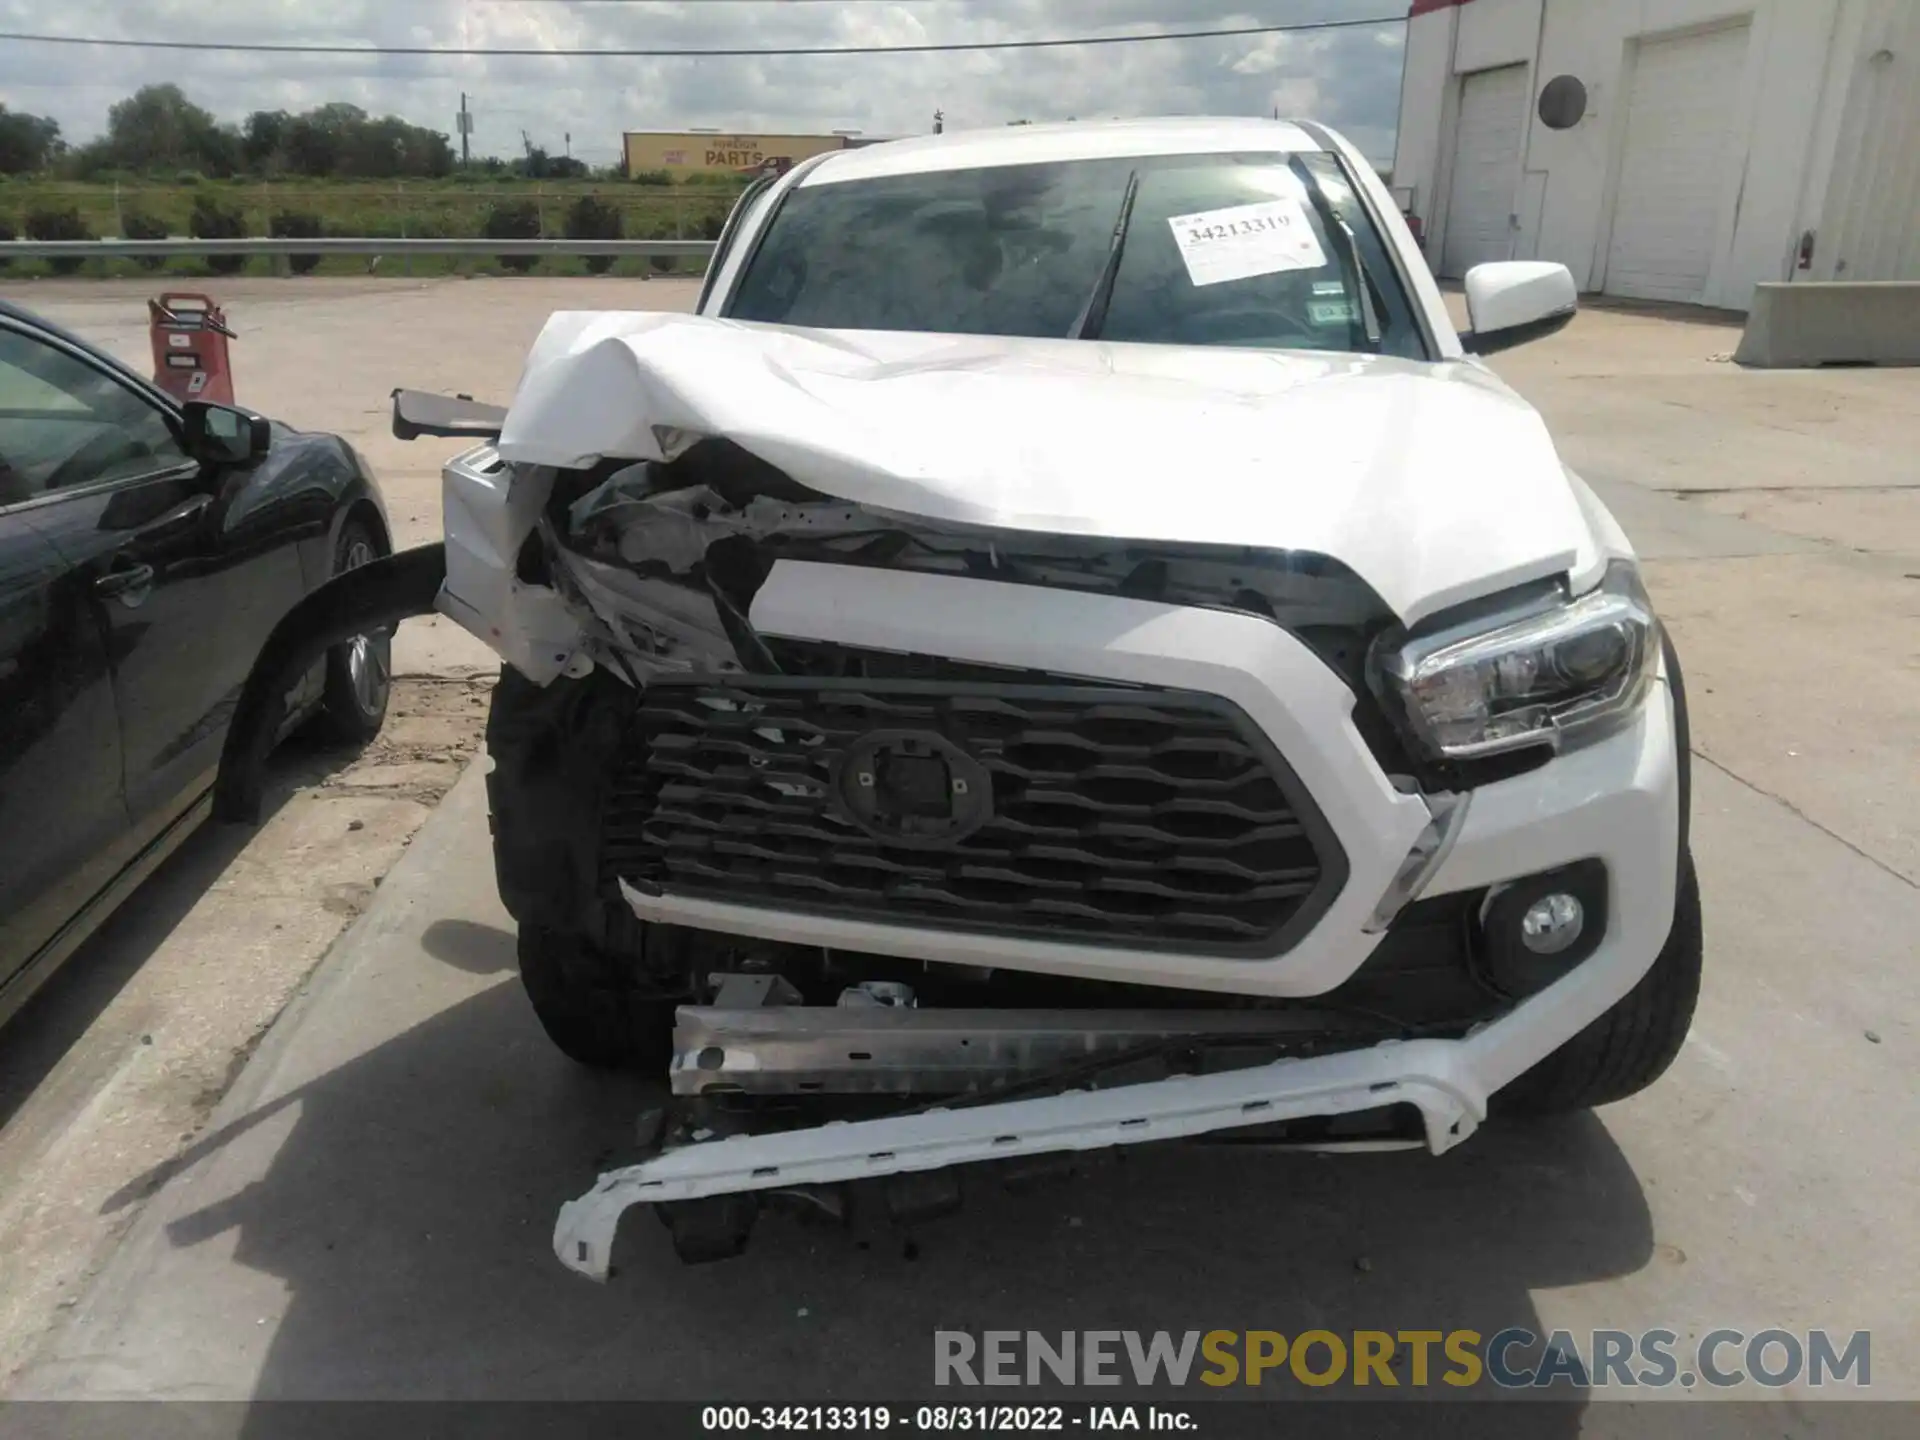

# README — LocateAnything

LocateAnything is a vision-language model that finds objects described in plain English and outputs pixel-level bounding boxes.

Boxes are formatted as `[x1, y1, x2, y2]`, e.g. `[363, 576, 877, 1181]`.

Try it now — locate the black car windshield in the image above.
[725, 150, 1427, 360]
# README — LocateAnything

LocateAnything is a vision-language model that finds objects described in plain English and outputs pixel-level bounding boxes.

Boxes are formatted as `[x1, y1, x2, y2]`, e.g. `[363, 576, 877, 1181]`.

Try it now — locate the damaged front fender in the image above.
[439, 446, 593, 686]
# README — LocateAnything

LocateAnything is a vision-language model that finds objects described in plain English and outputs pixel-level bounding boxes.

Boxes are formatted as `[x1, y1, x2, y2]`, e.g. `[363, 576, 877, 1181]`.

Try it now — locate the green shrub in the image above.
[629, 168, 672, 187]
[482, 198, 540, 272]
[174, 170, 207, 187]
[565, 193, 622, 274]
[121, 208, 169, 269]
[25, 205, 93, 275]
[190, 193, 247, 274]
[0, 214, 13, 270]
[269, 209, 323, 274]
[637, 220, 677, 275]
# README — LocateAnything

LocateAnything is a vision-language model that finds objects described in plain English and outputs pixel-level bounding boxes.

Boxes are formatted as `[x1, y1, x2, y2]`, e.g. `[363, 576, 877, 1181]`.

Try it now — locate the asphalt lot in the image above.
[1, 276, 1914, 1415]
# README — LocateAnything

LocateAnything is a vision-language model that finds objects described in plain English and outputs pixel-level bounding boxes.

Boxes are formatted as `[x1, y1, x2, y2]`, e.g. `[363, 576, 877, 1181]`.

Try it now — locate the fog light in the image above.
[1520, 893, 1584, 955]
[1475, 860, 1608, 999]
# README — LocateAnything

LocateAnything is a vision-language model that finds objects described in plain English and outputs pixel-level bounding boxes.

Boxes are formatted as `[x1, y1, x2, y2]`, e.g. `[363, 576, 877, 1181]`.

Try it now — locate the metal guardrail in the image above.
[0, 237, 718, 260]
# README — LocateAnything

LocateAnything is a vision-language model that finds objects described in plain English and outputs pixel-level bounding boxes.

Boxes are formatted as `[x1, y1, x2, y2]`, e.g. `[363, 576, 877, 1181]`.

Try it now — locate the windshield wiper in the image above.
[1288, 156, 1382, 348]
[1069, 169, 1141, 341]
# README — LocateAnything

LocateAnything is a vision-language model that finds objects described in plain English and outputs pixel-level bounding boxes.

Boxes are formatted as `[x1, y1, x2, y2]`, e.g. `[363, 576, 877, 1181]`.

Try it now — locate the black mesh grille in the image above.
[602, 672, 1344, 953]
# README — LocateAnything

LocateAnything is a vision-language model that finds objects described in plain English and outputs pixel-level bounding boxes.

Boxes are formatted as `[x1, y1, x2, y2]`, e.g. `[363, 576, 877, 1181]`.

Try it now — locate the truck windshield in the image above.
[726, 150, 1426, 360]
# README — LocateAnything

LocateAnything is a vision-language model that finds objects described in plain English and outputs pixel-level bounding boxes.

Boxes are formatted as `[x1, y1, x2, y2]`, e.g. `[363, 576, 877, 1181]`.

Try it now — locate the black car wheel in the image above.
[312, 521, 392, 744]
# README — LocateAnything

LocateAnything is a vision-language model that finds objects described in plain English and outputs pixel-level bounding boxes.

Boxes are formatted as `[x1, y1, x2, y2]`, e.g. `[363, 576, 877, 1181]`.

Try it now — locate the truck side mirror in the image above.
[1460, 262, 1578, 355]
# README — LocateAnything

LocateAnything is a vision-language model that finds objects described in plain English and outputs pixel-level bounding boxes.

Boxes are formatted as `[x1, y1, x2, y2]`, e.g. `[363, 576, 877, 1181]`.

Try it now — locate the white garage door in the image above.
[1440, 64, 1528, 278]
[1603, 24, 1752, 302]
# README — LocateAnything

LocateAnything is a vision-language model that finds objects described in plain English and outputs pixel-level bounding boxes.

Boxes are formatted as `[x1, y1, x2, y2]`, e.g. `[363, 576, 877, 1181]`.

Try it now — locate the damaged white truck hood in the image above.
[497, 311, 1597, 624]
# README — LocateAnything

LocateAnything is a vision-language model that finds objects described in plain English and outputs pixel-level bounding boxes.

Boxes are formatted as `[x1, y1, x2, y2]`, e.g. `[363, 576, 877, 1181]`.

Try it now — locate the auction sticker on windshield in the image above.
[1169, 199, 1327, 287]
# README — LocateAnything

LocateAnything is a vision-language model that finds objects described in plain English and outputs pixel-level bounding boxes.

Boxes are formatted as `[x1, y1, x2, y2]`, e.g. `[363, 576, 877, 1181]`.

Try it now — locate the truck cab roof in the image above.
[799, 116, 1332, 187]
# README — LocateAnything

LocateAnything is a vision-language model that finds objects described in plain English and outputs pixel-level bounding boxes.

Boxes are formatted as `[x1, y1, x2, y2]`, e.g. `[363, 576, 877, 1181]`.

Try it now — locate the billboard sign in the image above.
[624, 131, 849, 177]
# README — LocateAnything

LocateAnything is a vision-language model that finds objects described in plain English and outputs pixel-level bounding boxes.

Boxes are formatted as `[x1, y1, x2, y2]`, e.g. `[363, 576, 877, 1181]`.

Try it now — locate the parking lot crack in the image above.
[1693, 747, 1917, 892]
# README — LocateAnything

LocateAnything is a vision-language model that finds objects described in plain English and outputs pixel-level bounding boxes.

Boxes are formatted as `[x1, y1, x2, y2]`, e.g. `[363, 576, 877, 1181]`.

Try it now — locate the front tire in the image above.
[517, 923, 677, 1071]
[1496, 853, 1703, 1116]
[487, 665, 701, 1071]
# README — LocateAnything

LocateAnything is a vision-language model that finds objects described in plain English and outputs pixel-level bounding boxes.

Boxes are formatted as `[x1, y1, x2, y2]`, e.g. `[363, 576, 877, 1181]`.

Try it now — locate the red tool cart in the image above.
[147, 292, 236, 405]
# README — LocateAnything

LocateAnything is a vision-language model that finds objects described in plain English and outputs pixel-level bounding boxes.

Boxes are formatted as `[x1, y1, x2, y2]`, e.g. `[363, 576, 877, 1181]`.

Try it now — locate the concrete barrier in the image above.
[1734, 281, 1920, 368]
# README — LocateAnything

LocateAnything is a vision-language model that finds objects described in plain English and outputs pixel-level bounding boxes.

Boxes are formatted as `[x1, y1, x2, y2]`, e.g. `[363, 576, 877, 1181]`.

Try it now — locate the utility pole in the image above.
[458, 92, 472, 167]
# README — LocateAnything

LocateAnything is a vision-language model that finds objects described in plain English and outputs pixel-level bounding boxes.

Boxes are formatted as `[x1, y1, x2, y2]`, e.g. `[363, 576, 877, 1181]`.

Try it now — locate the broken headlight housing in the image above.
[1374, 561, 1658, 761]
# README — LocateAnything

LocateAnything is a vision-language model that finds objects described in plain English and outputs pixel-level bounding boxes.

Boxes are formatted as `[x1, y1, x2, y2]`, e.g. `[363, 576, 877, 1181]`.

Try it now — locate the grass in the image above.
[0, 176, 742, 261]
[0, 253, 709, 281]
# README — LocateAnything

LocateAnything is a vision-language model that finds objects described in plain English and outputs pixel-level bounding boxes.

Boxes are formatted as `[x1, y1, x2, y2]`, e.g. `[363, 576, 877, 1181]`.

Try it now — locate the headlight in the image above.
[1374, 561, 1658, 760]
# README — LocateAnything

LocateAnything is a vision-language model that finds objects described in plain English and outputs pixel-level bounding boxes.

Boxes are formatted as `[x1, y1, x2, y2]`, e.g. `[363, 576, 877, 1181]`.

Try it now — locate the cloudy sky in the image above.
[0, 1, 1410, 167]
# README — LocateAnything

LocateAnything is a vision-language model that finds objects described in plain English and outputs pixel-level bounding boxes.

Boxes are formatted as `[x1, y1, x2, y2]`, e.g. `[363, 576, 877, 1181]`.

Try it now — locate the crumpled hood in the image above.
[497, 311, 1596, 624]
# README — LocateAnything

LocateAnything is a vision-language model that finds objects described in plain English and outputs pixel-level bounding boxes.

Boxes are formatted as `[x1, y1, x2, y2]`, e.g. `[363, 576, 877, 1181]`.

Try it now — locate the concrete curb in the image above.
[10, 758, 494, 1399]
[1735, 281, 1920, 368]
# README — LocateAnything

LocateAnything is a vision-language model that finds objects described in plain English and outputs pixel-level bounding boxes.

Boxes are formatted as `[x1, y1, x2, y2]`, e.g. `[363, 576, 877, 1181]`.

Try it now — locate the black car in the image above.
[0, 298, 394, 1025]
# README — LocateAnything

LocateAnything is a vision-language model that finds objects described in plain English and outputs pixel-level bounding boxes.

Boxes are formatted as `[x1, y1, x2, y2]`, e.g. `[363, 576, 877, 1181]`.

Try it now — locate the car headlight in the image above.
[1374, 561, 1659, 760]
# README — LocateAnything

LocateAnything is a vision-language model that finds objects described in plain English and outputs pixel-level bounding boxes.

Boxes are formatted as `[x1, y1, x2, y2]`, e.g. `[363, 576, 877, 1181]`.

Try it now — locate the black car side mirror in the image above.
[183, 401, 271, 467]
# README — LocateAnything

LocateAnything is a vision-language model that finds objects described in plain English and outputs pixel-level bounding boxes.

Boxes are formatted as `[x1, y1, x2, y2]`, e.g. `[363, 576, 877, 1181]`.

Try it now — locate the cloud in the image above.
[0, 0, 1407, 166]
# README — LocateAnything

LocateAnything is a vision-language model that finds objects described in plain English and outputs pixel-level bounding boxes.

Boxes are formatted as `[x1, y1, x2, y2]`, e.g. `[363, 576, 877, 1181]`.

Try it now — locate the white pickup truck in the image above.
[224, 117, 1699, 1280]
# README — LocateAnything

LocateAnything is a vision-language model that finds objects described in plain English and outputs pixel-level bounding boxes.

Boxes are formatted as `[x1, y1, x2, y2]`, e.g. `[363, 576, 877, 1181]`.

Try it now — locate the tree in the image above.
[280, 103, 364, 176]
[243, 110, 291, 171]
[411, 128, 457, 178]
[274, 103, 452, 178]
[57, 138, 116, 180]
[0, 104, 62, 174]
[281, 115, 337, 176]
[62, 86, 459, 180]
[103, 84, 240, 175]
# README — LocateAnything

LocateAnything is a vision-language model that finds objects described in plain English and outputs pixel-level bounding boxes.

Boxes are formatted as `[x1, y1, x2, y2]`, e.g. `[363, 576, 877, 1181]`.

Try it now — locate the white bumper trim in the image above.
[554, 1036, 1483, 1281]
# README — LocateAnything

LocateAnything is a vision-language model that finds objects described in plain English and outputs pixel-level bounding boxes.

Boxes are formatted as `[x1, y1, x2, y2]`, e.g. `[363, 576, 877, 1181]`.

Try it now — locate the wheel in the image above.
[486, 665, 706, 1070]
[311, 520, 392, 744]
[517, 922, 677, 1071]
[1495, 853, 1703, 1116]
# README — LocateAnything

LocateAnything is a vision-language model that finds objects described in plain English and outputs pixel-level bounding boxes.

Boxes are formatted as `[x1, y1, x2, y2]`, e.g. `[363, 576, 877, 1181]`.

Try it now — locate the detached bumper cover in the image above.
[555, 1036, 1481, 1281]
